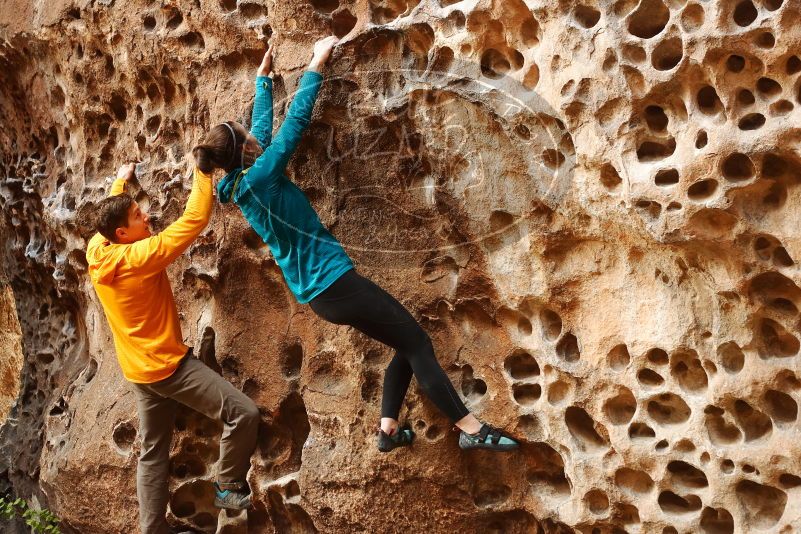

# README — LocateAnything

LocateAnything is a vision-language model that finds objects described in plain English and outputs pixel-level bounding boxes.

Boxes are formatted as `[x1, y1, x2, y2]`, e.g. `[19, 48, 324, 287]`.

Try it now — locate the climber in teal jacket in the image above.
[194, 36, 519, 453]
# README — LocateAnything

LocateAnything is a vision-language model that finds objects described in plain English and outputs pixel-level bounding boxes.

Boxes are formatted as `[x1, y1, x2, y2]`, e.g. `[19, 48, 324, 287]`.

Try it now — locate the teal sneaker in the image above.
[459, 423, 519, 452]
[214, 481, 252, 510]
[377, 426, 415, 452]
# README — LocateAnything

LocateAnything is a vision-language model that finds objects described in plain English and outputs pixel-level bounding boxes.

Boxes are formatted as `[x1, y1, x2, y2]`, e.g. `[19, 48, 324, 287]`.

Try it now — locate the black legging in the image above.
[309, 269, 470, 422]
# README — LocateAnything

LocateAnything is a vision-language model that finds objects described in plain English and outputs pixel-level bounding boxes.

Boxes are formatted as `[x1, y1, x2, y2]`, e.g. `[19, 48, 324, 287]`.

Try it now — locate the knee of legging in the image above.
[409, 327, 434, 353]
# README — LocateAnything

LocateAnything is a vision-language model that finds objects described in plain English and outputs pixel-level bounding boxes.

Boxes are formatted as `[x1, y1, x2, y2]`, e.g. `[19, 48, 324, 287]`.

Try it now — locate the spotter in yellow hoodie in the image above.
[86, 169, 213, 383]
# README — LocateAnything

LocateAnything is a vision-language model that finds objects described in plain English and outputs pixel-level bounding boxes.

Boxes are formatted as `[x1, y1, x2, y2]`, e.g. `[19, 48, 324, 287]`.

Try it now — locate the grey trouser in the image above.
[131, 356, 260, 534]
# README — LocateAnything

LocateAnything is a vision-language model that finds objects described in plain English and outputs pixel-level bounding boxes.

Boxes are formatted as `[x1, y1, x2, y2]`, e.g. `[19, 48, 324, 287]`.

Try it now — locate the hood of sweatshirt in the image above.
[87, 239, 126, 285]
[216, 167, 243, 204]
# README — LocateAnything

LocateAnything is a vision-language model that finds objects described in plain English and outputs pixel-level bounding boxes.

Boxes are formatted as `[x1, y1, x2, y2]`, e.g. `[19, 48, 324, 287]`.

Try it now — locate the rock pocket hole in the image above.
[644, 105, 669, 131]
[636, 138, 676, 162]
[629, 421, 656, 439]
[331, 9, 357, 38]
[615, 467, 654, 495]
[512, 383, 541, 407]
[735, 480, 786, 529]
[667, 460, 709, 489]
[733, 399, 773, 441]
[574, 5, 601, 28]
[143, 14, 157, 31]
[655, 168, 679, 186]
[600, 163, 622, 190]
[539, 309, 562, 341]
[627, 0, 670, 39]
[700, 506, 734, 534]
[461, 365, 487, 404]
[762, 389, 797, 423]
[504, 350, 540, 380]
[732, 0, 758, 27]
[647, 393, 691, 425]
[717, 342, 745, 373]
[638, 368, 665, 386]
[112, 421, 137, 454]
[695, 130, 708, 149]
[697, 85, 722, 114]
[281, 343, 303, 379]
[651, 38, 683, 71]
[727, 54, 745, 72]
[786, 55, 801, 75]
[565, 406, 608, 451]
[603, 387, 637, 425]
[687, 179, 718, 200]
[721, 153, 755, 181]
[738, 113, 766, 130]
[756, 77, 782, 99]
[480, 48, 511, 78]
[583, 489, 609, 514]
[755, 31, 775, 48]
[658, 491, 702, 514]
[556, 333, 580, 362]
[681, 3, 704, 32]
[646, 348, 668, 365]
[607, 344, 630, 370]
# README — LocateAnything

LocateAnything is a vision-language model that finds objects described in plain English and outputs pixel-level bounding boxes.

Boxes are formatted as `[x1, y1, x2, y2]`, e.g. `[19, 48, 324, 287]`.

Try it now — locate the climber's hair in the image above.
[193, 121, 246, 173]
[95, 194, 134, 242]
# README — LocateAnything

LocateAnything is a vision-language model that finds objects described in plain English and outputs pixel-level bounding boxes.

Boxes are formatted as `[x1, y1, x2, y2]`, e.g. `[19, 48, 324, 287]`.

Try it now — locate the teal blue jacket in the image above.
[217, 71, 353, 303]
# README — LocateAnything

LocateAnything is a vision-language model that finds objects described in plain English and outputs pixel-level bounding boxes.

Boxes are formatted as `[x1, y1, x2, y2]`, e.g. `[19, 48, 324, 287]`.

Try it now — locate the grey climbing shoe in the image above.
[459, 423, 519, 452]
[377, 426, 415, 452]
[214, 481, 252, 510]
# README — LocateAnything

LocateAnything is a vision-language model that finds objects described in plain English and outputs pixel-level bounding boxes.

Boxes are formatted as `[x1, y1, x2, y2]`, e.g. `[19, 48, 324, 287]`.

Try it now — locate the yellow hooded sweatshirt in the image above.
[87, 169, 213, 383]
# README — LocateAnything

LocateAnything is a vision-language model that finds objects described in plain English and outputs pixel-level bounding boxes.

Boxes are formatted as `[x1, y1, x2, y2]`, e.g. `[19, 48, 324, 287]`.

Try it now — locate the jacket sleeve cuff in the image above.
[256, 75, 273, 90]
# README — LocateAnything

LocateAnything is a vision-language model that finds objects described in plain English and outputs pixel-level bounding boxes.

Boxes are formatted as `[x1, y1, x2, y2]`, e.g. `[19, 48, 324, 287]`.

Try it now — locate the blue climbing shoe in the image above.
[214, 481, 252, 510]
[459, 423, 519, 452]
[377, 425, 415, 452]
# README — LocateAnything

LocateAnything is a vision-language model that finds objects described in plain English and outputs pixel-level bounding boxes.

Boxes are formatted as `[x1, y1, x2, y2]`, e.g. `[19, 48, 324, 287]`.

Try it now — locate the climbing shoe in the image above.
[458, 423, 519, 452]
[214, 481, 252, 510]
[377, 425, 415, 452]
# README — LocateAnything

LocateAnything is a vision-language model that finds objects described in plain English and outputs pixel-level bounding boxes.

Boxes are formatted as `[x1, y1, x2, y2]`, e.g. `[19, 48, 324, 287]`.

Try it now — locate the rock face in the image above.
[1, 0, 801, 532]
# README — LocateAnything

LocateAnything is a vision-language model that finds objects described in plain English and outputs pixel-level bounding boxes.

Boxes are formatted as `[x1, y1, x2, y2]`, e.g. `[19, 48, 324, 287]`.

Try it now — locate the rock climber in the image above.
[86, 161, 257, 534]
[193, 36, 519, 453]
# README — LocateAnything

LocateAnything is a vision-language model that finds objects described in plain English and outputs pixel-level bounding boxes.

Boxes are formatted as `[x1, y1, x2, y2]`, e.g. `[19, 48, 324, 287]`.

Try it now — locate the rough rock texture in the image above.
[1, 0, 801, 532]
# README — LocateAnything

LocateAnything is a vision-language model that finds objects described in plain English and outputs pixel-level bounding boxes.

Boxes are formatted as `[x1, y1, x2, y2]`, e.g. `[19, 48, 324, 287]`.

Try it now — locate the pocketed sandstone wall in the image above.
[1, 0, 800, 532]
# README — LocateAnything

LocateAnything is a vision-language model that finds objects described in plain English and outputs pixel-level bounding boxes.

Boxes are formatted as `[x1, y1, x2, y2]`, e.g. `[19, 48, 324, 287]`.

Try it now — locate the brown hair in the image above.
[95, 194, 134, 242]
[192, 122, 246, 173]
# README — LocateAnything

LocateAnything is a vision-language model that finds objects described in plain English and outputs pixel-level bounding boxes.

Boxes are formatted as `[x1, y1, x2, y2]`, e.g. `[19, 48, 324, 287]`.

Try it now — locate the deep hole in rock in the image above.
[717, 341, 745, 373]
[688, 179, 718, 200]
[738, 113, 766, 130]
[512, 383, 541, 407]
[652, 37, 683, 71]
[615, 467, 654, 495]
[681, 3, 704, 32]
[695, 130, 708, 148]
[647, 393, 691, 425]
[282, 343, 303, 379]
[481, 48, 511, 78]
[644, 105, 669, 131]
[755, 31, 775, 48]
[504, 350, 540, 380]
[461, 365, 487, 403]
[735, 480, 787, 529]
[539, 309, 562, 341]
[733, 0, 758, 27]
[733, 399, 773, 441]
[658, 491, 702, 514]
[648, 350, 668, 366]
[756, 317, 800, 359]
[700, 506, 735, 534]
[636, 138, 676, 162]
[727, 54, 745, 72]
[556, 333, 580, 362]
[787, 55, 801, 75]
[583, 489, 609, 514]
[600, 163, 622, 189]
[655, 168, 679, 186]
[638, 368, 664, 386]
[565, 406, 608, 451]
[607, 344, 630, 370]
[603, 387, 636, 425]
[779, 473, 801, 489]
[331, 9, 357, 37]
[721, 153, 755, 181]
[738, 88, 755, 106]
[574, 5, 601, 28]
[697, 85, 722, 113]
[762, 389, 797, 422]
[627, 0, 670, 39]
[756, 77, 782, 98]
[667, 460, 709, 489]
[112, 421, 136, 453]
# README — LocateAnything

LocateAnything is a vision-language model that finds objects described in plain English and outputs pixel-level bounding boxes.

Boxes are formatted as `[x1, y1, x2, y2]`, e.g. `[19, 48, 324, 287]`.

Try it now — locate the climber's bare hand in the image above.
[257, 42, 274, 77]
[308, 36, 339, 72]
[116, 162, 136, 182]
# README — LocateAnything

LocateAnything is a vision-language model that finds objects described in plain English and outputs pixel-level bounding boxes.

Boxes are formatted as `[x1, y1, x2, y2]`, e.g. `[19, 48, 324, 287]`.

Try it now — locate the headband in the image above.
[222, 122, 238, 169]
